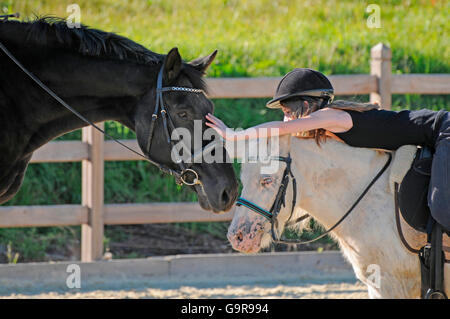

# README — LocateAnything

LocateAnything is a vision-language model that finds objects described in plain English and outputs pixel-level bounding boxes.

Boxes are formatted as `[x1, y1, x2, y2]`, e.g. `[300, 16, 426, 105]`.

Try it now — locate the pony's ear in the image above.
[163, 47, 182, 83]
[188, 50, 218, 75]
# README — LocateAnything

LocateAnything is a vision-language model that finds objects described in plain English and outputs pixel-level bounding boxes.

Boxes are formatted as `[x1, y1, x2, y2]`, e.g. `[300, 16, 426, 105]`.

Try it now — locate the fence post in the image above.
[81, 124, 105, 261]
[370, 43, 392, 109]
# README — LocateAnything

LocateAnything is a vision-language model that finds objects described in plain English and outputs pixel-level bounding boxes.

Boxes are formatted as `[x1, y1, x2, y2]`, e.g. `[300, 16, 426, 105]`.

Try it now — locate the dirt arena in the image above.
[0, 251, 366, 299]
[1, 281, 367, 299]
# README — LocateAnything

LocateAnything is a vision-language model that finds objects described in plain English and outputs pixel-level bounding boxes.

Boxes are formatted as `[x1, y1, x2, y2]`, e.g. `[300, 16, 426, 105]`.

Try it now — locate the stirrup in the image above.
[425, 289, 448, 299]
[422, 222, 447, 299]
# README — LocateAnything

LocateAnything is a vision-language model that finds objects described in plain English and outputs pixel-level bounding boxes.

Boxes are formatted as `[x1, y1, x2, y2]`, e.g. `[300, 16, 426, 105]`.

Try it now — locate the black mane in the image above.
[24, 16, 164, 65]
[0, 17, 233, 208]
[21, 16, 207, 91]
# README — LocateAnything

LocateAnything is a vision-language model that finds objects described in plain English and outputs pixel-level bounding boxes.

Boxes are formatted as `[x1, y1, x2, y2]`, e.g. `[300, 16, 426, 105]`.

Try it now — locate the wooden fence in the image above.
[1, 43, 449, 261]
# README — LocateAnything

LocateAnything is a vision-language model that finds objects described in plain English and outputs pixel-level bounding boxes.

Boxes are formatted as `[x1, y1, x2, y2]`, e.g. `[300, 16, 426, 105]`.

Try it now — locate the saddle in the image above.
[390, 145, 449, 299]
[390, 145, 432, 232]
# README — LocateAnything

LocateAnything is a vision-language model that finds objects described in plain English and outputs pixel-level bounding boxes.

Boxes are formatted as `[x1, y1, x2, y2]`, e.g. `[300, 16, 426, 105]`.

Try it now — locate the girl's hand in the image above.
[205, 113, 235, 140]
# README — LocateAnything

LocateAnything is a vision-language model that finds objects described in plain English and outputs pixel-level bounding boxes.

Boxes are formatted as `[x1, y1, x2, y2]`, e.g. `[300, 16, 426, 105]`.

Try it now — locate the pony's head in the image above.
[227, 135, 305, 252]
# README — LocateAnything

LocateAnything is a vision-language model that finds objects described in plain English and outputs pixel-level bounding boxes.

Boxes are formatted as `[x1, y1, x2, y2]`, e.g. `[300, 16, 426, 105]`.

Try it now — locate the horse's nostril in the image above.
[236, 230, 243, 242]
[221, 189, 230, 205]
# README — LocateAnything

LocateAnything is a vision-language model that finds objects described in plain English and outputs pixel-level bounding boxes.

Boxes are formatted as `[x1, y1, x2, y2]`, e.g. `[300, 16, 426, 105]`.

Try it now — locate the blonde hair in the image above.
[295, 100, 380, 145]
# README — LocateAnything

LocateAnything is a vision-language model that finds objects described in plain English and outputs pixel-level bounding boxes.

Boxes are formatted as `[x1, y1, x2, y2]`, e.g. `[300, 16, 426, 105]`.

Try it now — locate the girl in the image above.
[205, 68, 449, 232]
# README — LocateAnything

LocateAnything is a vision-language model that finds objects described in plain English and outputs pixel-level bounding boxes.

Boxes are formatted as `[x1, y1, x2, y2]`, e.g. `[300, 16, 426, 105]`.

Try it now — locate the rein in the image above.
[0, 13, 19, 20]
[0, 39, 214, 186]
[237, 152, 393, 245]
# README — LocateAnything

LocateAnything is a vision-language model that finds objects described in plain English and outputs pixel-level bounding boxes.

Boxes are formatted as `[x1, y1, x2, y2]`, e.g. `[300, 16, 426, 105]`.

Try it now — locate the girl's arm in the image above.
[206, 108, 345, 141]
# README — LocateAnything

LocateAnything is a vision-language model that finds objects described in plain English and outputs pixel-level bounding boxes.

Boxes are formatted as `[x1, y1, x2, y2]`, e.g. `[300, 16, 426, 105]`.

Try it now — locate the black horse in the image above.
[0, 17, 238, 212]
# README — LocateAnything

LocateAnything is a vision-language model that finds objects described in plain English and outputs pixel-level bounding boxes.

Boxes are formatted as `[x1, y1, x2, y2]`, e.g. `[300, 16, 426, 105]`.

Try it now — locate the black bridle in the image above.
[237, 152, 393, 245]
[0, 37, 218, 186]
[145, 61, 212, 186]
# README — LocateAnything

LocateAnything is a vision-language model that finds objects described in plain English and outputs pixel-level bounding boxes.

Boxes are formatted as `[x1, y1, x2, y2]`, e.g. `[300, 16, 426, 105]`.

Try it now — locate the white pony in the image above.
[227, 135, 449, 298]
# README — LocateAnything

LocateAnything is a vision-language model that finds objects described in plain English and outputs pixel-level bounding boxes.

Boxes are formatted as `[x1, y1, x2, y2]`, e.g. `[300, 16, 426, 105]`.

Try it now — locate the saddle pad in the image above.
[389, 145, 418, 194]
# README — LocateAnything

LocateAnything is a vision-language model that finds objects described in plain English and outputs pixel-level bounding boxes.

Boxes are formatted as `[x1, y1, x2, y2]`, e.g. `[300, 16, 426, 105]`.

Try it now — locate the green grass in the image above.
[0, 0, 448, 262]
[3, 0, 449, 75]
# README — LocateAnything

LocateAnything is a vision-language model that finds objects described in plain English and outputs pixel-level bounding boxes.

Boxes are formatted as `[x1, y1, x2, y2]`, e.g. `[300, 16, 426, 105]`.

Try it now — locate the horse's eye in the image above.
[177, 111, 187, 118]
[261, 176, 273, 187]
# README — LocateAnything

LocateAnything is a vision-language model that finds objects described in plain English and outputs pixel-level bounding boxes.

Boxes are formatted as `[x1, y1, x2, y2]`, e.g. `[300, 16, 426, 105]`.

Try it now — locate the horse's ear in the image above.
[163, 47, 182, 83]
[188, 50, 218, 75]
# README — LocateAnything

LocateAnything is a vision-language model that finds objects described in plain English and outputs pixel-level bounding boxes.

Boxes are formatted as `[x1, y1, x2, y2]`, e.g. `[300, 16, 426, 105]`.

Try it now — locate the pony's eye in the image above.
[177, 111, 188, 118]
[261, 176, 273, 187]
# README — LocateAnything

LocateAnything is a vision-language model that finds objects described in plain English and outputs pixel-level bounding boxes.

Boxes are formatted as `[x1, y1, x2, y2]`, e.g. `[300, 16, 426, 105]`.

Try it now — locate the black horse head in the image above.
[0, 17, 238, 212]
[133, 47, 239, 212]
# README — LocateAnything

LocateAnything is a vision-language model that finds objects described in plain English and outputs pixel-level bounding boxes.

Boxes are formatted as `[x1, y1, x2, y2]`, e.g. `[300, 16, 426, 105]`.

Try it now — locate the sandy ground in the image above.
[1, 281, 368, 299]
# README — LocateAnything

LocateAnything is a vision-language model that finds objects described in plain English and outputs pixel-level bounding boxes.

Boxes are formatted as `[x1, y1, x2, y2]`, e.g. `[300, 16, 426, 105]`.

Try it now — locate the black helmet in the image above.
[266, 68, 334, 109]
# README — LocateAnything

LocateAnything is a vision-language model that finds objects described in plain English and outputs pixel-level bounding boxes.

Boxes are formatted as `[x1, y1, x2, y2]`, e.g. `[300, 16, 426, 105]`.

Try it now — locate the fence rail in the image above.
[0, 203, 232, 228]
[1, 43, 449, 261]
[207, 73, 450, 98]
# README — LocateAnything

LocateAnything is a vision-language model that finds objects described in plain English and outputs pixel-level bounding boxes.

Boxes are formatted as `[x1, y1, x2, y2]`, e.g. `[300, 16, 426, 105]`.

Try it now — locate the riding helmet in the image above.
[266, 68, 334, 109]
